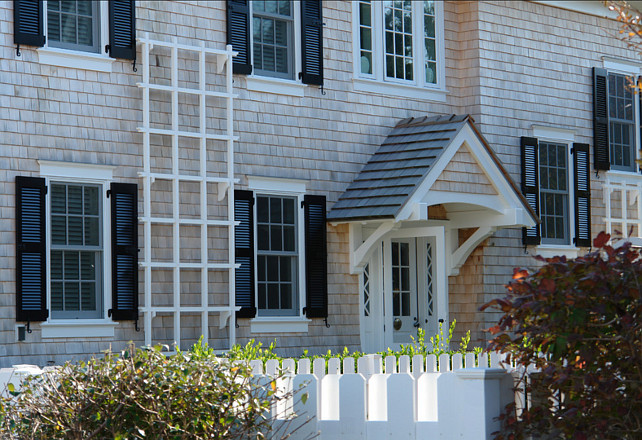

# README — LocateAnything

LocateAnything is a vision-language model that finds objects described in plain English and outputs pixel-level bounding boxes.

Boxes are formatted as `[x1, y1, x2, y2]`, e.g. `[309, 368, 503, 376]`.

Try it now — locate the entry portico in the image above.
[328, 115, 537, 352]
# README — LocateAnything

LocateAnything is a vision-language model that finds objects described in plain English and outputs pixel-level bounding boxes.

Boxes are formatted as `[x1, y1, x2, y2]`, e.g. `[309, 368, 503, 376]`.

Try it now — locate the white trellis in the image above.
[137, 34, 239, 349]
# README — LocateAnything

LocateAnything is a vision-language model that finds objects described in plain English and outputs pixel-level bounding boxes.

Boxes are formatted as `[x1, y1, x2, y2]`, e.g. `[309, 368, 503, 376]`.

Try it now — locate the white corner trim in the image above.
[38, 160, 116, 180]
[250, 317, 310, 334]
[247, 176, 307, 194]
[37, 47, 114, 72]
[534, 245, 581, 259]
[353, 78, 448, 102]
[532, 125, 576, 143]
[244, 76, 306, 97]
[602, 56, 642, 75]
[40, 320, 118, 338]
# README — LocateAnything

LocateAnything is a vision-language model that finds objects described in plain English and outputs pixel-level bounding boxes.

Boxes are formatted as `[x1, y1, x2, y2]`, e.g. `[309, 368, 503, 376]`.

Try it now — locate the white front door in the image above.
[360, 236, 441, 353]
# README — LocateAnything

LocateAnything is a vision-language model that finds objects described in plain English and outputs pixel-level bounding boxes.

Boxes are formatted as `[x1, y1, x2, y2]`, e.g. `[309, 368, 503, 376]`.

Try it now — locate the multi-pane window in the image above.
[391, 241, 410, 317]
[50, 183, 102, 318]
[356, 0, 441, 88]
[539, 143, 569, 244]
[47, 0, 100, 53]
[384, 1, 414, 81]
[252, 1, 293, 79]
[256, 195, 297, 315]
[608, 73, 635, 171]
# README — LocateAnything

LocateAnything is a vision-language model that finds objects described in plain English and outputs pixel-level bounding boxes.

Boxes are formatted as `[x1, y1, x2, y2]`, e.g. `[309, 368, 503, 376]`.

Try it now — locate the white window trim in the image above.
[351, 0, 447, 99]
[37, 1, 114, 72]
[38, 161, 117, 337]
[532, 129, 578, 250]
[247, 176, 308, 329]
[245, 1, 304, 96]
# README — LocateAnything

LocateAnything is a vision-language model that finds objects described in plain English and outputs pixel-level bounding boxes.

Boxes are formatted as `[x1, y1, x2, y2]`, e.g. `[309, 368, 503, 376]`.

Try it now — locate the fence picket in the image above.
[283, 359, 295, 374]
[416, 372, 439, 422]
[339, 373, 367, 438]
[490, 352, 500, 368]
[479, 352, 489, 368]
[250, 359, 263, 375]
[313, 358, 326, 378]
[368, 374, 388, 421]
[328, 358, 340, 375]
[290, 374, 318, 439]
[298, 358, 311, 375]
[386, 373, 415, 437]
[426, 355, 437, 372]
[465, 352, 475, 368]
[412, 355, 424, 376]
[266, 359, 279, 376]
[385, 356, 396, 374]
[321, 374, 340, 420]
[438, 354, 450, 372]
[452, 353, 463, 370]
[343, 357, 355, 374]
[399, 355, 411, 373]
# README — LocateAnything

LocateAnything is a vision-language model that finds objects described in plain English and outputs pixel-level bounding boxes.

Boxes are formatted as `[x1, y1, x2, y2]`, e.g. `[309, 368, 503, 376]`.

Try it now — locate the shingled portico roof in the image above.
[328, 114, 536, 223]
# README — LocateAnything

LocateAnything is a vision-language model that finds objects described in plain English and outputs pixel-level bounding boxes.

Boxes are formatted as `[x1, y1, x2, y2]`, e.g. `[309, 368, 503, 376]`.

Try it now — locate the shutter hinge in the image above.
[108, 308, 113, 317]
[302, 306, 307, 315]
[105, 44, 111, 54]
[106, 189, 111, 198]
[324, 317, 330, 328]
[571, 146, 575, 154]
[16, 44, 21, 57]
[134, 319, 140, 332]
[25, 319, 32, 334]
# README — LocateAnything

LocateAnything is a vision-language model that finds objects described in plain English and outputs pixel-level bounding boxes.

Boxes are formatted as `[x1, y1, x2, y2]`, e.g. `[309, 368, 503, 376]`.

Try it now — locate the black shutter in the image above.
[521, 137, 541, 246]
[573, 143, 591, 247]
[300, 0, 323, 86]
[14, 0, 45, 47]
[235, 190, 256, 318]
[227, 0, 252, 75]
[593, 67, 610, 171]
[304, 195, 327, 318]
[108, 0, 136, 60]
[15, 176, 48, 322]
[109, 183, 139, 321]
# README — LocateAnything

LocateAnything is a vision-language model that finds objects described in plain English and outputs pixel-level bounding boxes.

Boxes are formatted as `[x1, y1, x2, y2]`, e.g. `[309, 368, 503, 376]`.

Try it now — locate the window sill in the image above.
[535, 245, 580, 259]
[37, 47, 114, 72]
[40, 320, 117, 338]
[352, 78, 448, 102]
[605, 170, 642, 181]
[250, 317, 310, 334]
[244, 76, 306, 97]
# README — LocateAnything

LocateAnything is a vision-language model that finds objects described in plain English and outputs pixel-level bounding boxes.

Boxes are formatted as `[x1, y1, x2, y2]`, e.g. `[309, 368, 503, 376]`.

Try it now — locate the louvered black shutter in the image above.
[573, 143, 591, 247]
[300, 0, 323, 86]
[109, 183, 139, 321]
[234, 190, 256, 318]
[521, 137, 541, 245]
[108, 0, 136, 60]
[227, 0, 252, 75]
[593, 67, 610, 171]
[14, 0, 45, 47]
[304, 195, 327, 318]
[15, 176, 48, 322]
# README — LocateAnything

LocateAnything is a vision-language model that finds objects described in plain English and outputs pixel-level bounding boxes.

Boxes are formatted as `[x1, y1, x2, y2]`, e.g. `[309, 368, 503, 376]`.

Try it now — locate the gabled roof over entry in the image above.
[327, 114, 536, 224]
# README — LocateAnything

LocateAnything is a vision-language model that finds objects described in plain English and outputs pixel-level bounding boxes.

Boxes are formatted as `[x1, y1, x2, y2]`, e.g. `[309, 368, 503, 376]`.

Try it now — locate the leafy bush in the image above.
[482, 232, 642, 440]
[0, 343, 285, 440]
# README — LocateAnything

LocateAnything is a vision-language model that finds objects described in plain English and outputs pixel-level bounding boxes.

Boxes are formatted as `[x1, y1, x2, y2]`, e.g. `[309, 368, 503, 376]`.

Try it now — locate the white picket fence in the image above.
[252, 352, 516, 440]
[0, 353, 519, 440]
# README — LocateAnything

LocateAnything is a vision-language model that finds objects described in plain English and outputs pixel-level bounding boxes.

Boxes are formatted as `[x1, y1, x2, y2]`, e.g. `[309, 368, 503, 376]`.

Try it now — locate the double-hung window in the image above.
[14, 163, 139, 338]
[50, 183, 103, 319]
[227, 0, 324, 89]
[593, 67, 641, 172]
[521, 134, 591, 250]
[234, 178, 328, 332]
[13, 0, 136, 71]
[354, 0, 445, 97]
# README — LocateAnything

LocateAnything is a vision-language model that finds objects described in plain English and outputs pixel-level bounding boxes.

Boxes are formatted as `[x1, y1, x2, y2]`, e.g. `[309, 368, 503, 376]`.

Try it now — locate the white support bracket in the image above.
[350, 221, 398, 274]
[449, 226, 496, 276]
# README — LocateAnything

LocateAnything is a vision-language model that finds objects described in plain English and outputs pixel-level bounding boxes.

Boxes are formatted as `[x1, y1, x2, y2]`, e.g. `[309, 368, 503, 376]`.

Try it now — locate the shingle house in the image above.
[1, 0, 640, 366]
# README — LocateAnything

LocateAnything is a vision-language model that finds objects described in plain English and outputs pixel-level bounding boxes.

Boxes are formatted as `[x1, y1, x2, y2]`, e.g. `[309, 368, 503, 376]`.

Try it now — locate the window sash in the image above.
[256, 194, 298, 315]
[539, 142, 570, 245]
[46, 0, 100, 53]
[251, 1, 294, 79]
[608, 73, 637, 171]
[49, 182, 103, 319]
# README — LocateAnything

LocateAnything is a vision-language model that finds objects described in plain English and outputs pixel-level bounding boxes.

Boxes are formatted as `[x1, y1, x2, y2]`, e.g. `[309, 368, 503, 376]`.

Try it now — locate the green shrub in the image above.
[482, 232, 642, 440]
[0, 343, 282, 440]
